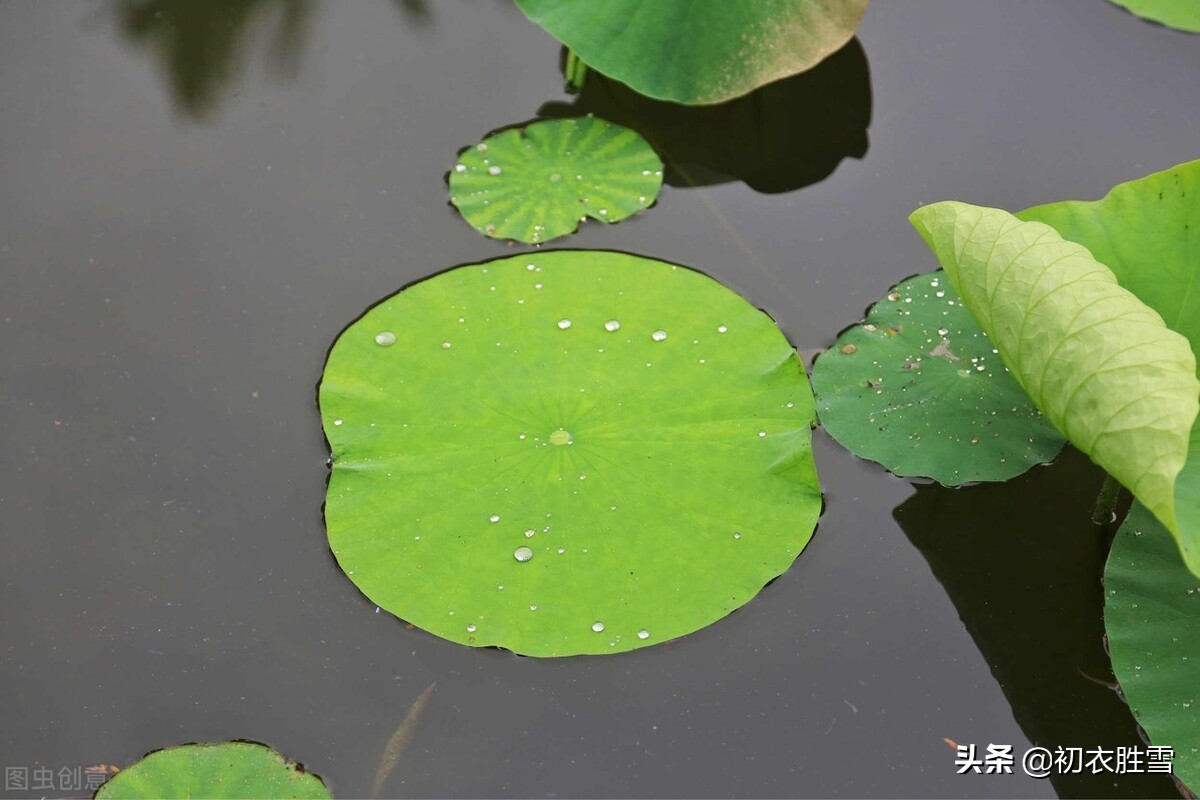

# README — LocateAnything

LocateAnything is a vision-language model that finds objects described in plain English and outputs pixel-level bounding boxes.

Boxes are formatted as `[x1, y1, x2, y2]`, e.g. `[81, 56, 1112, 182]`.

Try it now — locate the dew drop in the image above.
[598, 208, 608, 216]
[441, 341, 452, 349]
[476, 143, 488, 152]
[530, 604, 538, 611]
[489, 514, 501, 523]
[514, 546, 533, 562]
[592, 621, 605, 632]
[454, 164, 467, 173]
[733, 531, 742, 539]
[840, 343, 857, 355]
[550, 429, 573, 446]
[937, 327, 949, 336]
[488, 165, 502, 176]
[887, 292, 901, 302]
[466, 624, 477, 632]
[651, 329, 667, 342]
[375, 330, 397, 346]
[524, 529, 536, 538]
[333, 418, 343, 426]
[604, 320, 621, 332]
[717, 325, 728, 333]
[758, 431, 767, 438]
[637, 630, 650, 640]
[557, 319, 572, 330]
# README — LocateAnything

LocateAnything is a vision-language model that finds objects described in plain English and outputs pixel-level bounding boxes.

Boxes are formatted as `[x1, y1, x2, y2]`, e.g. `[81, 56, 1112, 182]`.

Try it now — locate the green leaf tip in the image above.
[910, 201, 1200, 572]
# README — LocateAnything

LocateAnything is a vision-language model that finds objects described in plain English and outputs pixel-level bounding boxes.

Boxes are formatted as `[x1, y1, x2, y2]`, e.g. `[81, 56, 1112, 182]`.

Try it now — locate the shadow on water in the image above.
[893, 447, 1181, 799]
[538, 38, 872, 194]
[114, 0, 313, 118]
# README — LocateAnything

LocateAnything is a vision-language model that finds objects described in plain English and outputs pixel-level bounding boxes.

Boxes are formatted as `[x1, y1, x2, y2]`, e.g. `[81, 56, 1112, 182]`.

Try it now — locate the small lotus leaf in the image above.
[449, 117, 662, 244]
[95, 742, 330, 799]
[319, 251, 822, 656]
[812, 270, 1065, 485]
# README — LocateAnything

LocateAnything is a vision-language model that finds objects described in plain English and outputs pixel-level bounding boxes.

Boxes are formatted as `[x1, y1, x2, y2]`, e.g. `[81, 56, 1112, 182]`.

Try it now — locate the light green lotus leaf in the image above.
[514, 0, 870, 105]
[449, 117, 662, 244]
[910, 202, 1200, 573]
[1105, 502, 1200, 793]
[95, 742, 330, 799]
[1108, 0, 1200, 32]
[811, 270, 1065, 485]
[319, 251, 821, 657]
[1019, 160, 1200, 571]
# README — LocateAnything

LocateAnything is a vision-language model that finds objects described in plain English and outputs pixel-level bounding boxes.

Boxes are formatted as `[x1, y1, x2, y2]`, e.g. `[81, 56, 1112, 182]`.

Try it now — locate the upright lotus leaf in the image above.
[812, 270, 1065, 485]
[910, 202, 1200, 572]
[1105, 502, 1200, 793]
[95, 742, 330, 799]
[538, 38, 871, 194]
[1108, 0, 1200, 32]
[449, 117, 662, 244]
[1020, 159, 1200, 570]
[319, 250, 821, 657]
[514, 0, 870, 105]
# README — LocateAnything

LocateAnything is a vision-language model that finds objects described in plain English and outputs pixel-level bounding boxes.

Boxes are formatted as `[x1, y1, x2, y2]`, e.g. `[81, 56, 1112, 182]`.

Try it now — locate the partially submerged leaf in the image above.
[1108, 0, 1200, 32]
[448, 117, 662, 244]
[1020, 160, 1200, 570]
[812, 270, 1065, 485]
[1105, 502, 1200, 793]
[910, 202, 1199, 571]
[514, 0, 870, 105]
[319, 251, 821, 657]
[95, 742, 330, 799]
[371, 682, 437, 799]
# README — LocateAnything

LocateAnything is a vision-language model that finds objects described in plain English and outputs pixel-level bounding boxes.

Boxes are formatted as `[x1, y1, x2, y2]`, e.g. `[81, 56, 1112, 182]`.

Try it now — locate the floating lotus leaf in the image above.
[448, 117, 662, 244]
[515, 0, 870, 105]
[1105, 502, 1200, 793]
[318, 251, 821, 656]
[95, 742, 329, 799]
[811, 270, 1065, 485]
[1108, 0, 1200, 32]
[911, 202, 1200, 574]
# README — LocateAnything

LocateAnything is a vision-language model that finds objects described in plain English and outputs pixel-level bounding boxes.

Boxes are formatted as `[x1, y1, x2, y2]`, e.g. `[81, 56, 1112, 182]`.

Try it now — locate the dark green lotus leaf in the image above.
[95, 742, 330, 799]
[811, 270, 1065, 485]
[319, 251, 821, 657]
[1105, 502, 1200, 793]
[514, 0, 870, 105]
[449, 117, 662, 244]
[1108, 0, 1200, 32]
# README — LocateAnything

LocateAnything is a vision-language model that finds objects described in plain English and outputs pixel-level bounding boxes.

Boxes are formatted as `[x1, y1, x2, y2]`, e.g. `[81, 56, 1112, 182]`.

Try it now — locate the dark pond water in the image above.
[1, 1, 1197, 797]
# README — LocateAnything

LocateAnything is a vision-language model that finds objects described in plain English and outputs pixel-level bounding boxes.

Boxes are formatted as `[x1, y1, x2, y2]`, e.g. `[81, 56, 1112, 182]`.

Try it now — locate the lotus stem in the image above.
[1092, 473, 1122, 526]
[564, 48, 587, 94]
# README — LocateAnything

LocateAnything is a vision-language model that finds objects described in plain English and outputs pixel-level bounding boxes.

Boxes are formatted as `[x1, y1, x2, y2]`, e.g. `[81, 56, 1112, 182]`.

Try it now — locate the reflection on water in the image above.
[894, 449, 1177, 799]
[538, 39, 871, 194]
[115, 0, 313, 118]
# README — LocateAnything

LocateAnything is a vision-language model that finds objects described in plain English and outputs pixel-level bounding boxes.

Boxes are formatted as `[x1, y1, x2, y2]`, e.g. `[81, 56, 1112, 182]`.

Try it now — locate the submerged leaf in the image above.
[1105, 502, 1200, 793]
[910, 202, 1199, 570]
[95, 742, 330, 799]
[319, 251, 821, 657]
[1108, 0, 1200, 32]
[514, 0, 870, 105]
[371, 682, 437, 799]
[812, 270, 1065, 485]
[448, 117, 662, 244]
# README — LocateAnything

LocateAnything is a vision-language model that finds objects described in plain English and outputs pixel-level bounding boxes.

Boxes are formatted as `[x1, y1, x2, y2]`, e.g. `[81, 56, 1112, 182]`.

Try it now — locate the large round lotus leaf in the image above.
[448, 117, 662, 244]
[1109, 0, 1200, 32]
[319, 251, 821, 657]
[514, 0, 870, 105]
[811, 270, 1065, 485]
[95, 742, 330, 799]
[1105, 502, 1200, 792]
